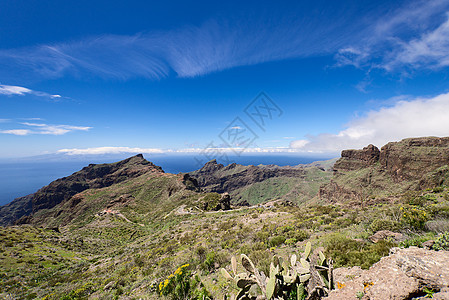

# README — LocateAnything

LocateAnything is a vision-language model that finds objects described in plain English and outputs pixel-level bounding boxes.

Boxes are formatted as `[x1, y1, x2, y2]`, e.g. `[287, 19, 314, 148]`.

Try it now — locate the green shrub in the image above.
[325, 234, 395, 269]
[268, 235, 286, 247]
[400, 206, 429, 230]
[254, 230, 270, 243]
[400, 232, 436, 248]
[285, 229, 310, 242]
[195, 245, 207, 262]
[276, 225, 294, 235]
[285, 238, 297, 246]
[332, 217, 356, 229]
[158, 264, 211, 300]
[429, 205, 449, 219]
[402, 191, 420, 203]
[369, 219, 401, 232]
[433, 232, 449, 251]
[218, 220, 236, 231]
[203, 251, 215, 272]
[61, 282, 95, 300]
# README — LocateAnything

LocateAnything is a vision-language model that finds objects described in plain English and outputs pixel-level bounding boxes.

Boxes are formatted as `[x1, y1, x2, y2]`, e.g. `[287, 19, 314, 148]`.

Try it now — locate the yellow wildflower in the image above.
[363, 281, 374, 290]
[336, 282, 346, 289]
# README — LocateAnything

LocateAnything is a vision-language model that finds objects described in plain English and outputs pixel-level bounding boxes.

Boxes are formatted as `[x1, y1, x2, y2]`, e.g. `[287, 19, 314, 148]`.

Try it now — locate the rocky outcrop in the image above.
[320, 137, 449, 203]
[200, 192, 231, 211]
[333, 144, 380, 174]
[182, 174, 201, 192]
[332, 137, 449, 179]
[0, 154, 163, 226]
[190, 159, 307, 194]
[368, 230, 405, 243]
[379, 137, 449, 182]
[327, 247, 449, 299]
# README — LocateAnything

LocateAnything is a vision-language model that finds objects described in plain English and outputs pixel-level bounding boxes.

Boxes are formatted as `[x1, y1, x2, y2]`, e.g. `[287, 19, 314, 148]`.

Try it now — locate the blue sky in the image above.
[1, 0, 449, 158]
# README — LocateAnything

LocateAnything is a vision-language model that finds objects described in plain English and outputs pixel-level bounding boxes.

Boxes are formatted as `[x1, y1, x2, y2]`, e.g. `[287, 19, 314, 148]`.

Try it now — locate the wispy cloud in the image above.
[336, 0, 449, 73]
[290, 92, 449, 153]
[0, 129, 30, 136]
[0, 84, 62, 99]
[0, 4, 370, 80]
[385, 14, 449, 70]
[0, 121, 91, 136]
[0, 2, 447, 81]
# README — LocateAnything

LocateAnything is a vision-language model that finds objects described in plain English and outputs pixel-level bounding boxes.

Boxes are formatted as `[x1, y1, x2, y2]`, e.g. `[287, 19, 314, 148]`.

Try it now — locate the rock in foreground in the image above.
[326, 247, 449, 299]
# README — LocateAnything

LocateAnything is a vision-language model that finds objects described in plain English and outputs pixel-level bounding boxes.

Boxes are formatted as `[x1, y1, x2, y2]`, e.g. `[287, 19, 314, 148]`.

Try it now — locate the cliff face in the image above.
[379, 137, 449, 182]
[190, 159, 307, 194]
[333, 144, 380, 173]
[0, 154, 164, 226]
[189, 159, 333, 205]
[320, 137, 449, 203]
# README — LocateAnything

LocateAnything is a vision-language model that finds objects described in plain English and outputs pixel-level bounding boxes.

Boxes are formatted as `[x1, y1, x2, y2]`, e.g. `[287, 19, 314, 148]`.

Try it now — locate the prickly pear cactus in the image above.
[221, 242, 333, 300]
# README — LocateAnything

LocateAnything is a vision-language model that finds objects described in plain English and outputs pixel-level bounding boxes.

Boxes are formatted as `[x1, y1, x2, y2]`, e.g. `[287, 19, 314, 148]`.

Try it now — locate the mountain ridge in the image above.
[0, 154, 163, 226]
[320, 136, 449, 204]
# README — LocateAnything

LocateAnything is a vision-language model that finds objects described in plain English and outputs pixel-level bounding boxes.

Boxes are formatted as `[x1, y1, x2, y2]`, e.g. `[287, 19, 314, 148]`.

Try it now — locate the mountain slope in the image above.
[0, 154, 163, 226]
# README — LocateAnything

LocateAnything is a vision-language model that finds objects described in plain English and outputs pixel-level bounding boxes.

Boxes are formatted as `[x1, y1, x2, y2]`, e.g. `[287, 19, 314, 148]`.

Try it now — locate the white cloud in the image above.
[335, 1, 449, 73]
[0, 129, 31, 136]
[56, 145, 328, 156]
[0, 2, 446, 80]
[58, 147, 165, 155]
[0, 1, 446, 82]
[0, 85, 31, 96]
[290, 140, 310, 148]
[290, 92, 449, 153]
[0, 4, 369, 80]
[385, 14, 449, 70]
[0, 122, 91, 136]
[0, 84, 63, 100]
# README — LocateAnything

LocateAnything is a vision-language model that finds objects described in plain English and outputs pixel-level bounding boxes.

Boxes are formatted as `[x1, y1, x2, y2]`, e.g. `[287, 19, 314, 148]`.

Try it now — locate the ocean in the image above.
[0, 154, 332, 206]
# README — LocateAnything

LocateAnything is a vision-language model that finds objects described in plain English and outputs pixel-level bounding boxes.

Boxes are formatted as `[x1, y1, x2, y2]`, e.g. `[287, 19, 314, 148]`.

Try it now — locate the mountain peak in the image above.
[0, 155, 164, 226]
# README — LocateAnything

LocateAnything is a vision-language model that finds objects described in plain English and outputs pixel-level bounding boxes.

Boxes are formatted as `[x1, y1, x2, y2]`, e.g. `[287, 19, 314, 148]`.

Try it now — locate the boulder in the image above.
[220, 193, 231, 210]
[326, 247, 449, 299]
[368, 230, 405, 243]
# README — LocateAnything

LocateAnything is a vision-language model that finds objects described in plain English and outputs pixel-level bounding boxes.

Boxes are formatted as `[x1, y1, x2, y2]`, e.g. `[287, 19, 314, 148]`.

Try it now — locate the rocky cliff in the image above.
[190, 159, 307, 193]
[333, 144, 380, 173]
[0, 154, 163, 226]
[189, 159, 333, 205]
[320, 137, 449, 203]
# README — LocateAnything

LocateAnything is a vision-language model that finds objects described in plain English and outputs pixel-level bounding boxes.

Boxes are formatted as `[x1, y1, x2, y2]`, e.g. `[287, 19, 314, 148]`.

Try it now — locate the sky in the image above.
[1, 0, 449, 159]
